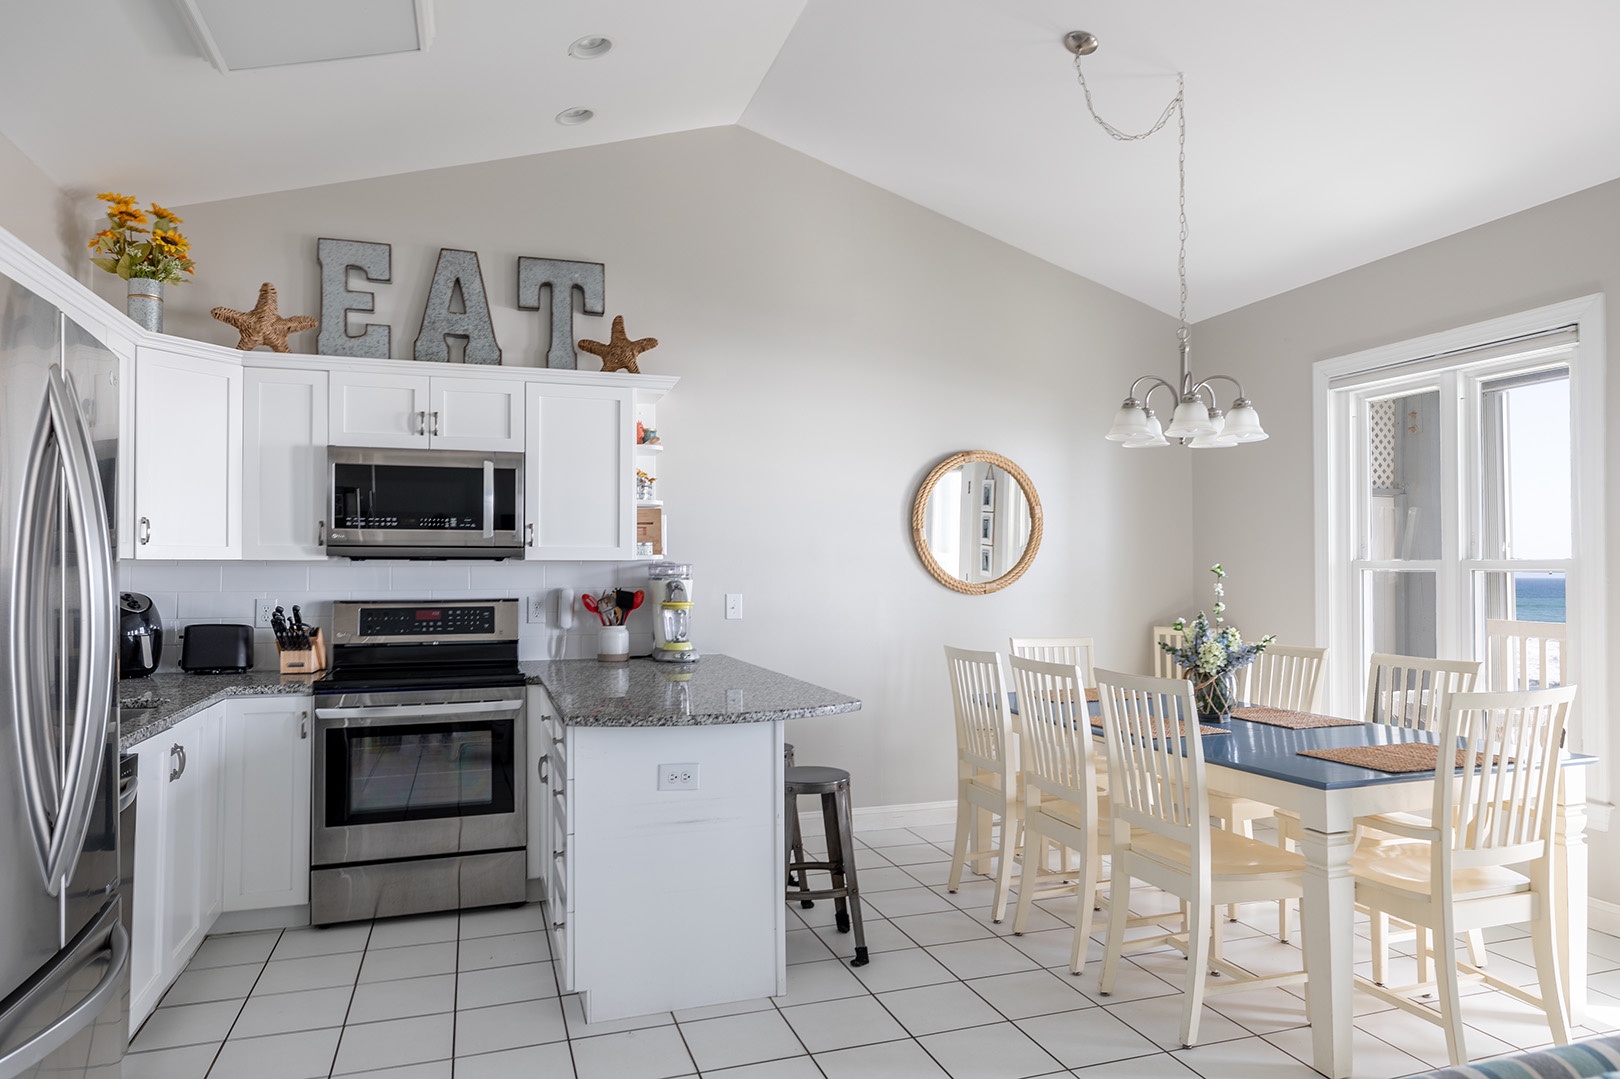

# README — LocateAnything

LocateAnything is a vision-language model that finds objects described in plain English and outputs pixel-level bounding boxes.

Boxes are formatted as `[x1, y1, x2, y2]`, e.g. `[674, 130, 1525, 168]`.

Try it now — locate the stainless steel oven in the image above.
[309, 600, 528, 925]
[326, 447, 524, 559]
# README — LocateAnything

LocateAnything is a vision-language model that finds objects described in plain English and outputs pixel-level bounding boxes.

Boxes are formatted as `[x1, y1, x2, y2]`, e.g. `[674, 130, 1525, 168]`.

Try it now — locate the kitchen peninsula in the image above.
[119, 655, 861, 1024]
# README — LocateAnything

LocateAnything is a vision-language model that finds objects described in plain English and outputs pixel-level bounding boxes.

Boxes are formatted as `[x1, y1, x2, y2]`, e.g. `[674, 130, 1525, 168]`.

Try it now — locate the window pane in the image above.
[1363, 569, 1436, 659]
[1480, 370, 1570, 559]
[1366, 390, 1441, 559]
[1477, 570, 1567, 689]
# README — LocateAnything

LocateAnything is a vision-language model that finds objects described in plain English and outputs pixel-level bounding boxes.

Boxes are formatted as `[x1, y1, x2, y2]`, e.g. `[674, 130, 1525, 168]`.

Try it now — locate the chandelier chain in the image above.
[1071, 58, 1189, 345]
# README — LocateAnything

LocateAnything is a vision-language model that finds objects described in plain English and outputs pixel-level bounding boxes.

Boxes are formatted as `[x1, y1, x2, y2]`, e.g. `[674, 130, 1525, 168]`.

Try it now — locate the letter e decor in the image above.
[317, 238, 392, 358]
[414, 248, 501, 364]
[517, 257, 605, 370]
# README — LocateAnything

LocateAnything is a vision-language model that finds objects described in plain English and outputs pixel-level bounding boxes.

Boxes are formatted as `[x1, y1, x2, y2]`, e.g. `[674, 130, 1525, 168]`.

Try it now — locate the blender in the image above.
[648, 562, 699, 663]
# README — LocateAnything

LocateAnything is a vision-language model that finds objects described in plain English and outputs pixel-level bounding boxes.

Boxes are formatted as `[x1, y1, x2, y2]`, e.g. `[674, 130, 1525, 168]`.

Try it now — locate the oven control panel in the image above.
[331, 599, 519, 644]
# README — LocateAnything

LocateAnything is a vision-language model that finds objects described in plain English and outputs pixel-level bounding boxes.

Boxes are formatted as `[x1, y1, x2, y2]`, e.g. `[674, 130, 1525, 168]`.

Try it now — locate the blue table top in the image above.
[1010, 693, 1595, 792]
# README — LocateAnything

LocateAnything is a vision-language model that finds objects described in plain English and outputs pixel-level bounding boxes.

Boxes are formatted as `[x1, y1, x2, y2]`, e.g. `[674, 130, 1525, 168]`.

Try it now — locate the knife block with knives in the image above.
[272, 604, 327, 674]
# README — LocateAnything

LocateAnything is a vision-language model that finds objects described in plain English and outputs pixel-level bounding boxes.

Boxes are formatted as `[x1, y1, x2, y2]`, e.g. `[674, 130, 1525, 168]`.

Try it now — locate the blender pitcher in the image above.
[648, 561, 699, 663]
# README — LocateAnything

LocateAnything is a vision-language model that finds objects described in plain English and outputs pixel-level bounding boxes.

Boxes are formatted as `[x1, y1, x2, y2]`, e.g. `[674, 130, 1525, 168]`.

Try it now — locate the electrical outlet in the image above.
[725, 593, 742, 620]
[657, 763, 700, 791]
[253, 599, 280, 627]
[526, 593, 546, 624]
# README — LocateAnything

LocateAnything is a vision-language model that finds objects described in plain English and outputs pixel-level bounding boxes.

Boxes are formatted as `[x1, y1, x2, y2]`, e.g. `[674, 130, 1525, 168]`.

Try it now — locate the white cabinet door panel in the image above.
[243, 369, 328, 559]
[525, 383, 633, 560]
[430, 378, 525, 452]
[133, 348, 241, 559]
[329, 372, 429, 448]
[220, 699, 311, 911]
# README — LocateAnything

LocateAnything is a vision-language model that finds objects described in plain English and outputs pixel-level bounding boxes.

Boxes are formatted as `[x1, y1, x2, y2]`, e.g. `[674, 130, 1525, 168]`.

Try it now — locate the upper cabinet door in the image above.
[133, 346, 241, 559]
[243, 368, 329, 560]
[328, 371, 430, 448]
[525, 382, 634, 560]
[429, 376, 525, 452]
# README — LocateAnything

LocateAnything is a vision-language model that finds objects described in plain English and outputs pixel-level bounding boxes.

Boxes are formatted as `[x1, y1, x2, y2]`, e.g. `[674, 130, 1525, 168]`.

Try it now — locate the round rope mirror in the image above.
[911, 451, 1043, 595]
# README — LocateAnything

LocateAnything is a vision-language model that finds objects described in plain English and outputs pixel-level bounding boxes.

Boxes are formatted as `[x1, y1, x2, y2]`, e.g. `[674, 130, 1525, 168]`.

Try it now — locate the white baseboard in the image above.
[212, 905, 310, 934]
[795, 800, 956, 837]
[1590, 898, 1620, 938]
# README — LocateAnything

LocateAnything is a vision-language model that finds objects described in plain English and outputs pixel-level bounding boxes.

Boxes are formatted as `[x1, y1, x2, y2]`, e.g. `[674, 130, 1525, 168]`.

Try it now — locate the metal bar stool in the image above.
[784, 765, 869, 966]
[785, 744, 807, 891]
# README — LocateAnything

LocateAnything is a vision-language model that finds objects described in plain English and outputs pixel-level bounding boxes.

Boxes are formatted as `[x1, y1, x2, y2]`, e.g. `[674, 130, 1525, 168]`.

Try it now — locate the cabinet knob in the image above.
[552, 920, 566, 930]
[537, 754, 548, 782]
[553, 849, 566, 859]
[139, 517, 151, 545]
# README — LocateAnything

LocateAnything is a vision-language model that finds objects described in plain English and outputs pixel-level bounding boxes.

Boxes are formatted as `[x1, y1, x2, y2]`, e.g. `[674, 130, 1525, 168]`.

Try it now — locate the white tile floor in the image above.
[125, 822, 1620, 1078]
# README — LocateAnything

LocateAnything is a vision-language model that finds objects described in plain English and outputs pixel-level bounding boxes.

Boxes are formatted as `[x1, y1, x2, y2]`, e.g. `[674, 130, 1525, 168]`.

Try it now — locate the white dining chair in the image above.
[1009, 637, 1097, 690]
[1005, 655, 1105, 973]
[1151, 625, 1184, 679]
[943, 646, 1021, 922]
[1094, 668, 1306, 1048]
[1486, 618, 1567, 692]
[1351, 684, 1578, 1066]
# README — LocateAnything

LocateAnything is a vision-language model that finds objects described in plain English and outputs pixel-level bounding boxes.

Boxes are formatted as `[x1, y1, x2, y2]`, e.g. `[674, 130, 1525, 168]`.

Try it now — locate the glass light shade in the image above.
[1188, 410, 1235, 448]
[1106, 402, 1150, 442]
[1222, 403, 1268, 442]
[1164, 396, 1216, 439]
[1122, 413, 1167, 448]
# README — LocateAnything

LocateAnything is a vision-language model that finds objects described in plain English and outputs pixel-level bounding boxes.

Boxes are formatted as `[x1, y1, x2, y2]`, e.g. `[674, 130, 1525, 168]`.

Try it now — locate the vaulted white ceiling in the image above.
[5, 0, 1620, 320]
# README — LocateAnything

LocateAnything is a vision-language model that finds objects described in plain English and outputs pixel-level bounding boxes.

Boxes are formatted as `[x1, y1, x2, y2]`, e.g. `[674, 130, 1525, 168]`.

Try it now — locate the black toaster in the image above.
[180, 624, 254, 674]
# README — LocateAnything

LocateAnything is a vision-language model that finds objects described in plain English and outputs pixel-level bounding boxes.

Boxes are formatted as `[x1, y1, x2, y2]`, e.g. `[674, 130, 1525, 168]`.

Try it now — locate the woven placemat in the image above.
[1298, 742, 1497, 774]
[1231, 706, 1360, 730]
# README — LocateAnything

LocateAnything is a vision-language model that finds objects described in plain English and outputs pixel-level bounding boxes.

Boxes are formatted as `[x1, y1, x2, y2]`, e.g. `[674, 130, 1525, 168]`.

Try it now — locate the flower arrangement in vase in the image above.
[1160, 563, 1275, 721]
[87, 192, 195, 332]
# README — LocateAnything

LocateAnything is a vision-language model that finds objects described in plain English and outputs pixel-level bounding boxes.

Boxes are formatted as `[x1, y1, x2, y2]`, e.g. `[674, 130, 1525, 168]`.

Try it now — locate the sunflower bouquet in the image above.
[87, 193, 195, 283]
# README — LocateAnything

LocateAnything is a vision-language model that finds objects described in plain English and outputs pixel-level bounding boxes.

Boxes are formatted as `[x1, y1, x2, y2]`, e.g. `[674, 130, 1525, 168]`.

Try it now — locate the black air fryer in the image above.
[119, 592, 163, 677]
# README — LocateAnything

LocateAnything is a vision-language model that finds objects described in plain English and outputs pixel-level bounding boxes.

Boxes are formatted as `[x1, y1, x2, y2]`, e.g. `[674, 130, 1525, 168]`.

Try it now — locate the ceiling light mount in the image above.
[1063, 31, 1098, 57]
[1068, 31, 1268, 449]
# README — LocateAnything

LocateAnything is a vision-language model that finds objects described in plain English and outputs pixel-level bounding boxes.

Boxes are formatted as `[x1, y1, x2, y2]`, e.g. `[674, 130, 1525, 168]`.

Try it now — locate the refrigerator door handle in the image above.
[0, 901, 127, 1079]
[38, 367, 116, 896]
[11, 379, 63, 887]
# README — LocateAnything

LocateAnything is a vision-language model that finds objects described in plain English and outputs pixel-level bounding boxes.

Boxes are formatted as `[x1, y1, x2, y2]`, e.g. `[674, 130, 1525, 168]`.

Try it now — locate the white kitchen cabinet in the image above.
[329, 370, 523, 451]
[130, 704, 223, 1030]
[132, 347, 242, 558]
[243, 368, 329, 559]
[220, 698, 311, 911]
[524, 381, 635, 560]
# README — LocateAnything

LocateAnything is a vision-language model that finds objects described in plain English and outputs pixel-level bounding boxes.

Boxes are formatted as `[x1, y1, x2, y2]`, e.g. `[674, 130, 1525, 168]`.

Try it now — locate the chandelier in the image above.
[1066, 31, 1268, 449]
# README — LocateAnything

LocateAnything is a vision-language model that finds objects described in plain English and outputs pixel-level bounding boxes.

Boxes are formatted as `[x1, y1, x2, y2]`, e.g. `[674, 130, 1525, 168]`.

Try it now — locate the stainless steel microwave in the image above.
[326, 447, 524, 559]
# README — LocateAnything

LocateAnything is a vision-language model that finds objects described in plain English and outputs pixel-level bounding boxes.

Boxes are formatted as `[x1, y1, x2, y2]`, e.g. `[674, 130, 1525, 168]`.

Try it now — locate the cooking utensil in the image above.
[598, 590, 619, 626]
[581, 593, 606, 626]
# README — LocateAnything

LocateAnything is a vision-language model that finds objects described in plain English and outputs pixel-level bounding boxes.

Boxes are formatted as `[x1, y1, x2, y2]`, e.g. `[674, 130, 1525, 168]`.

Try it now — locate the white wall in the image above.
[131, 125, 1193, 809]
[0, 129, 77, 274]
[1191, 176, 1620, 898]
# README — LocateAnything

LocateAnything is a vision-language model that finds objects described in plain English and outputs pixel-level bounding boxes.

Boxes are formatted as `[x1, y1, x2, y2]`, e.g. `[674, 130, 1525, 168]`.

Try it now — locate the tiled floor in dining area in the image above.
[125, 821, 1620, 1079]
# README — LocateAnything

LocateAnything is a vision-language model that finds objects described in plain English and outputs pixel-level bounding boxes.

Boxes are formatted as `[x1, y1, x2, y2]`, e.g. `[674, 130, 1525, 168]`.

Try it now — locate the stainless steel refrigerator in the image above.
[0, 270, 127, 1078]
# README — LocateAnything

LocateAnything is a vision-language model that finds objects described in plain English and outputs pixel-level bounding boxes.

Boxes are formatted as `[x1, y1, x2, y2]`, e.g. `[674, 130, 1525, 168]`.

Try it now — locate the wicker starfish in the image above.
[578, 315, 658, 374]
[210, 283, 317, 352]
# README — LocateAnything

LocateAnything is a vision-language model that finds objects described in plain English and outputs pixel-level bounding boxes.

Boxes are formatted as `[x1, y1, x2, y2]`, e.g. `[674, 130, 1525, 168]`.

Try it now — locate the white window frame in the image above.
[1313, 295, 1609, 827]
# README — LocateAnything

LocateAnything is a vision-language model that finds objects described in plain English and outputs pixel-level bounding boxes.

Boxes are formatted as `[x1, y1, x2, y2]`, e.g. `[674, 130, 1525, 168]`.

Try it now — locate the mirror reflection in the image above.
[912, 452, 1041, 594]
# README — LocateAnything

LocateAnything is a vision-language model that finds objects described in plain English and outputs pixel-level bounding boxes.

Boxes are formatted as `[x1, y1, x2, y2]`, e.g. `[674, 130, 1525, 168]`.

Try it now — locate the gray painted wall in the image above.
[112, 126, 1196, 809]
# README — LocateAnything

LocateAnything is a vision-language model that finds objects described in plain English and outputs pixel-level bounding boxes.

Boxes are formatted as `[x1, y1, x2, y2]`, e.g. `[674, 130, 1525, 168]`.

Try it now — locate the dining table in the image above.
[1010, 693, 1596, 1079]
[1158, 711, 1592, 1079]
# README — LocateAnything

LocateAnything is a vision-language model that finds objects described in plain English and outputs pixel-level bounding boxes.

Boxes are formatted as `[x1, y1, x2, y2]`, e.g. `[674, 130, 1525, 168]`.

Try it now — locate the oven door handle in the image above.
[314, 699, 524, 721]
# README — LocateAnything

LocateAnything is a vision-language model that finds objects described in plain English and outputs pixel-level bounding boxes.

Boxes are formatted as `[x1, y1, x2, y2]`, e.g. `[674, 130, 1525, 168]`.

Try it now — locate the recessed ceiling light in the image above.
[555, 107, 595, 126]
[568, 35, 612, 59]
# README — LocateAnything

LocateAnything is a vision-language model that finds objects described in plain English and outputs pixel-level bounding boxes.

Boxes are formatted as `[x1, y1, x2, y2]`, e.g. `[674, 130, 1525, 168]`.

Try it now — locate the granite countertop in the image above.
[520, 655, 862, 727]
[117, 655, 860, 748]
[118, 670, 316, 752]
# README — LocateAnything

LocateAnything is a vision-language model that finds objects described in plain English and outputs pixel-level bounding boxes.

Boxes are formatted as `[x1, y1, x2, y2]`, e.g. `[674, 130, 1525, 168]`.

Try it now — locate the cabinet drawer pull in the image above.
[430, 411, 441, 436]
[526, 523, 534, 548]
[414, 410, 426, 435]
[168, 743, 187, 782]
[300, 714, 309, 739]
[317, 520, 326, 546]
[553, 849, 566, 859]
[537, 754, 548, 782]
[552, 920, 565, 930]
[139, 517, 151, 545]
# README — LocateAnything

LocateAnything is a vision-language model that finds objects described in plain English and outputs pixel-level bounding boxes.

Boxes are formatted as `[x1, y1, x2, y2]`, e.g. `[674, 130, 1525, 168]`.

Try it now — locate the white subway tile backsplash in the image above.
[385, 564, 473, 591]
[124, 562, 222, 592]
[220, 562, 313, 592]
[307, 562, 393, 592]
[176, 591, 252, 619]
[466, 562, 547, 590]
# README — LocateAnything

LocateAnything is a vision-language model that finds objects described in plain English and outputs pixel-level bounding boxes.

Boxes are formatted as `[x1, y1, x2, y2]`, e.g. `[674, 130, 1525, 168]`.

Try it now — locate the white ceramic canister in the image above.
[598, 625, 629, 663]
